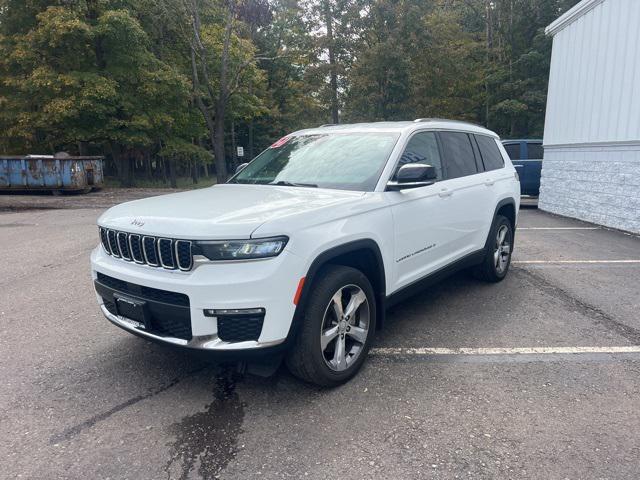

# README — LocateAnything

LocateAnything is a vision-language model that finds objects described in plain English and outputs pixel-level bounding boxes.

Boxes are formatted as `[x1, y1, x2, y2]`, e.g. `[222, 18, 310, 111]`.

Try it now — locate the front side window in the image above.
[394, 131, 443, 180]
[439, 132, 478, 179]
[229, 132, 400, 191]
[475, 134, 505, 171]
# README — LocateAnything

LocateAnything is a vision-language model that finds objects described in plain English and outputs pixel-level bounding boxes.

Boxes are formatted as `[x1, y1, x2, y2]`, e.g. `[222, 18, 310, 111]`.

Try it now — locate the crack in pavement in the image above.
[513, 266, 640, 344]
[49, 365, 208, 445]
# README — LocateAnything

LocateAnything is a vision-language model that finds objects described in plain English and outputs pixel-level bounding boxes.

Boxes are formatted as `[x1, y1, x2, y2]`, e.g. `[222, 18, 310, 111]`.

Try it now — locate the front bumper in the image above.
[100, 304, 284, 351]
[91, 245, 305, 352]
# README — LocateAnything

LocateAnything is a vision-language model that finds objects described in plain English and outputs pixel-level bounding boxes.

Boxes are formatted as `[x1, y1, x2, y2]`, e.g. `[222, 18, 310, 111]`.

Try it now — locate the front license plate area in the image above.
[114, 294, 149, 329]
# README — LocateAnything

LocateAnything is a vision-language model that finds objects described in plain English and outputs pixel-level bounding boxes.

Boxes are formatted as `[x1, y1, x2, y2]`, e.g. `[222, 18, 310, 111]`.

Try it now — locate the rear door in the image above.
[436, 131, 494, 256]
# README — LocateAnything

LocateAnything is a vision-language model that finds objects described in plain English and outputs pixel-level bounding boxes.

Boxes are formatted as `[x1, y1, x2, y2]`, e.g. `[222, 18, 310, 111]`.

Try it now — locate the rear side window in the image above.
[475, 135, 505, 171]
[527, 143, 543, 159]
[503, 143, 521, 160]
[438, 132, 478, 179]
[395, 132, 443, 180]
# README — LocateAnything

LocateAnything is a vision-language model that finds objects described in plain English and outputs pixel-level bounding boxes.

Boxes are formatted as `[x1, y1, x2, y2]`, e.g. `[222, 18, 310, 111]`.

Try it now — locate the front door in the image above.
[386, 131, 456, 290]
[388, 130, 492, 292]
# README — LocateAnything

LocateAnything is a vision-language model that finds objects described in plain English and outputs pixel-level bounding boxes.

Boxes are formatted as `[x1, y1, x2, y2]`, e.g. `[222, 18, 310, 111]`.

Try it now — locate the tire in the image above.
[286, 265, 377, 387]
[473, 214, 514, 283]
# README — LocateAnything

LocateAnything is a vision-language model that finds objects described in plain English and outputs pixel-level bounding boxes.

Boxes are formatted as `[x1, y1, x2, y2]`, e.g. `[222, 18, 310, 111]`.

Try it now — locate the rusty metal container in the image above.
[0, 153, 104, 193]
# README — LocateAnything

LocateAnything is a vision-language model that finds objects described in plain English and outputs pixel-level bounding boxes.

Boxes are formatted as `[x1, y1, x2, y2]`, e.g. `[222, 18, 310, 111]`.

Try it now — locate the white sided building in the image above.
[540, 0, 640, 233]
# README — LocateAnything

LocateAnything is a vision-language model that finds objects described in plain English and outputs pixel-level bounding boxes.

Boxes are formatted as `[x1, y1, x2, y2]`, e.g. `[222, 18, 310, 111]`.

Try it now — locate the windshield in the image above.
[228, 132, 400, 191]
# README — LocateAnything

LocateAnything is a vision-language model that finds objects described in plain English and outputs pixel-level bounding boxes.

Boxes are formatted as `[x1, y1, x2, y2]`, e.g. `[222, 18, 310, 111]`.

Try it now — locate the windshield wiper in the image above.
[268, 180, 317, 188]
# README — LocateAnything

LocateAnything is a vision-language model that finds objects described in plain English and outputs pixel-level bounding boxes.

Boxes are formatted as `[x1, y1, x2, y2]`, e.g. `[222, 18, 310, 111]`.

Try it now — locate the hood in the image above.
[97, 184, 365, 239]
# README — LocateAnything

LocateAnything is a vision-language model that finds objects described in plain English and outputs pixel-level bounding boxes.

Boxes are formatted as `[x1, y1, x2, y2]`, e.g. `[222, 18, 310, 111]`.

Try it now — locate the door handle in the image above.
[484, 178, 495, 186]
[438, 188, 452, 198]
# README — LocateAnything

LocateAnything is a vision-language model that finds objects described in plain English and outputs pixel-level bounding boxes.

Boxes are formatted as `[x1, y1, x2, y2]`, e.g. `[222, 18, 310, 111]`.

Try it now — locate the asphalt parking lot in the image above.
[2, 191, 640, 479]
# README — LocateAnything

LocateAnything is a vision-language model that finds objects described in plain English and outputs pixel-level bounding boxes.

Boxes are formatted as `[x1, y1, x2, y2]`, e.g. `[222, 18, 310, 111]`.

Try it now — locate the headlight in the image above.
[194, 236, 288, 261]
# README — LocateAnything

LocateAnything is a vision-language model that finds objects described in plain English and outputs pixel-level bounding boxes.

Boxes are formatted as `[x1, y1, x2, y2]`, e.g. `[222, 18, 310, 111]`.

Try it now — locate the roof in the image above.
[545, 0, 605, 36]
[294, 119, 498, 138]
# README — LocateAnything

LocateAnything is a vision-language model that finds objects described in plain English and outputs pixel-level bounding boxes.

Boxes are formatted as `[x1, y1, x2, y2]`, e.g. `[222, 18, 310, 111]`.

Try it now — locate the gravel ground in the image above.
[1, 190, 640, 479]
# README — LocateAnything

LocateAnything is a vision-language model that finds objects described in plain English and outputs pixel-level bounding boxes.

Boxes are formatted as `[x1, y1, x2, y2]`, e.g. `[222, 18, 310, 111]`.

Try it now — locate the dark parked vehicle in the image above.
[501, 139, 543, 196]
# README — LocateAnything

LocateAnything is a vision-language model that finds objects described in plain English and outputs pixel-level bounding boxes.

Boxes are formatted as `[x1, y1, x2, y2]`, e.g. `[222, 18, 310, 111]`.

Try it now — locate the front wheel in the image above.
[474, 214, 514, 282]
[286, 265, 376, 387]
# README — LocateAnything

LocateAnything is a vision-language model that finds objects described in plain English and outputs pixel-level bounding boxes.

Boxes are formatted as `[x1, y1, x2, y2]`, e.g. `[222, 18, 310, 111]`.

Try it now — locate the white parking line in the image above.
[518, 227, 600, 230]
[370, 346, 640, 356]
[513, 260, 640, 264]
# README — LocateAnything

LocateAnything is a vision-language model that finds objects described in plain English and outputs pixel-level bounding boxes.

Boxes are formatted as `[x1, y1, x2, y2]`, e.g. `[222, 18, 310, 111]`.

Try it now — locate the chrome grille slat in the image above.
[142, 236, 160, 267]
[158, 238, 176, 269]
[175, 240, 193, 271]
[107, 229, 120, 258]
[117, 231, 132, 260]
[99, 228, 192, 271]
[99, 227, 111, 255]
[128, 234, 144, 264]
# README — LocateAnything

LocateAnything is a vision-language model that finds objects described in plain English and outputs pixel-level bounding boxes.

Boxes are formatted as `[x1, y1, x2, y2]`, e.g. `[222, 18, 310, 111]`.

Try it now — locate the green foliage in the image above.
[0, 0, 581, 185]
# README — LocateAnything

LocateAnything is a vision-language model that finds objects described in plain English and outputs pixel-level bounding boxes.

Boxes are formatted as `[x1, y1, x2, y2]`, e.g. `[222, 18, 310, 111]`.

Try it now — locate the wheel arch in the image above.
[484, 197, 517, 252]
[495, 197, 517, 231]
[285, 239, 387, 346]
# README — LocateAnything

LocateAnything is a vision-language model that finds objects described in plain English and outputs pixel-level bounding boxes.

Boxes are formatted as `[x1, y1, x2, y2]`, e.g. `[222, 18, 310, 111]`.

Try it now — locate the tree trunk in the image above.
[198, 137, 209, 178]
[248, 118, 254, 160]
[231, 119, 238, 170]
[169, 158, 177, 188]
[213, 110, 227, 184]
[112, 143, 132, 187]
[324, 0, 339, 124]
[144, 151, 152, 179]
[485, 0, 492, 128]
[192, 157, 198, 184]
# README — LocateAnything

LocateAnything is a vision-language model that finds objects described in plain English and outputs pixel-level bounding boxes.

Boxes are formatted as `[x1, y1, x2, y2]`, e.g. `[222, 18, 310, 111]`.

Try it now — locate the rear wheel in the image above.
[286, 265, 376, 387]
[474, 214, 513, 282]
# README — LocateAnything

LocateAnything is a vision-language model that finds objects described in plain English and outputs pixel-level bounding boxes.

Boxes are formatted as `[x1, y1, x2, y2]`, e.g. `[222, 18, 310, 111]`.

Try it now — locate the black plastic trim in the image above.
[284, 239, 387, 347]
[386, 249, 485, 308]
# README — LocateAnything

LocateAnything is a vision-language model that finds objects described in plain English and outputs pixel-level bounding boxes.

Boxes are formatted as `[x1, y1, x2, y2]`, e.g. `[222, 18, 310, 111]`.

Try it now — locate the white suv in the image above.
[91, 119, 520, 386]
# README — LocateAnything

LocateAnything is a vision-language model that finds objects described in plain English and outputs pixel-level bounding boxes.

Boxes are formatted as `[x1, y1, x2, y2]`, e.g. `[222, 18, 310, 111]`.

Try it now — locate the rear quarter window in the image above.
[475, 135, 505, 171]
[438, 132, 478, 179]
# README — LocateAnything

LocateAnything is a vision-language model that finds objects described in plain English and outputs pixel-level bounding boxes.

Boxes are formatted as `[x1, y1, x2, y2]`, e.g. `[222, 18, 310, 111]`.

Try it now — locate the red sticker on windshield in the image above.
[269, 136, 291, 148]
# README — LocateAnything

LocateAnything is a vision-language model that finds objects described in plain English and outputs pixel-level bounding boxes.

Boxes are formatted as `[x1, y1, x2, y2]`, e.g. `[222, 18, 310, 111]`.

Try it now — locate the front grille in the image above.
[97, 272, 189, 306]
[100, 228, 110, 254]
[158, 238, 175, 269]
[117, 232, 131, 260]
[128, 234, 144, 263]
[143, 236, 159, 266]
[107, 229, 120, 258]
[175, 241, 192, 271]
[218, 315, 264, 342]
[99, 227, 193, 271]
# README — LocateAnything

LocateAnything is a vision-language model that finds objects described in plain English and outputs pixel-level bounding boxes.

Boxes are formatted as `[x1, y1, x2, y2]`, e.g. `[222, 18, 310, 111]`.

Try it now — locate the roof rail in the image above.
[318, 123, 337, 127]
[413, 118, 485, 128]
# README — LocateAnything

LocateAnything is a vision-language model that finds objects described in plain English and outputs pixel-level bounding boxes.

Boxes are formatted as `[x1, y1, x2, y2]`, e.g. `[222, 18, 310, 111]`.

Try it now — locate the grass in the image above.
[103, 176, 217, 189]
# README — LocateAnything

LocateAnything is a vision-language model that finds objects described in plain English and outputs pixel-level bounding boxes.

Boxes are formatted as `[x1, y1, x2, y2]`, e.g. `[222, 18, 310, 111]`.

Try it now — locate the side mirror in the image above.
[235, 163, 249, 174]
[386, 164, 437, 191]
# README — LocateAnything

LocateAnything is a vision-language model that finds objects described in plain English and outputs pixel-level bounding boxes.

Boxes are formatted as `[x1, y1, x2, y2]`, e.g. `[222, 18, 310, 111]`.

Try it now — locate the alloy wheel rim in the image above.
[320, 284, 370, 372]
[494, 224, 511, 274]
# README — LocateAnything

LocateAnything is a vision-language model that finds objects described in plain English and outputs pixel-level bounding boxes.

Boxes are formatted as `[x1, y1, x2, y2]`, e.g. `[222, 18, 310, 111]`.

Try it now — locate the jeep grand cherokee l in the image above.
[91, 119, 520, 386]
